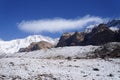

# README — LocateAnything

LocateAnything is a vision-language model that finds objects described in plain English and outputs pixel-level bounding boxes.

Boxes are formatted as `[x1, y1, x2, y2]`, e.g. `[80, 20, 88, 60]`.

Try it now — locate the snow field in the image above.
[0, 58, 120, 80]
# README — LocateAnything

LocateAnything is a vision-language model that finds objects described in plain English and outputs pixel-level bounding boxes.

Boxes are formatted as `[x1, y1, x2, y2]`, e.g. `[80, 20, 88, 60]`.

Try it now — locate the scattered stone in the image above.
[96, 74, 100, 76]
[107, 74, 114, 77]
[83, 75, 87, 77]
[66, 57, 72, 61]
[9, 62, 14, 66]
[93, 68, 99, 71]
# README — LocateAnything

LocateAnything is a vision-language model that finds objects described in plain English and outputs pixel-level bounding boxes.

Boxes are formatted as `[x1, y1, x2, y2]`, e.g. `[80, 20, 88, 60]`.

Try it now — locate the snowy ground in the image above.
[0, 46, 120, 80]
[0, 58, 120, 80]
[1, 46, 99, 59]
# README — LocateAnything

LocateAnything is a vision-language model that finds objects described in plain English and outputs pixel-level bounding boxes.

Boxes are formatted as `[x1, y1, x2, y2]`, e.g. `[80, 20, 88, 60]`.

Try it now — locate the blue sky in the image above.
[0, 0, 120, 40]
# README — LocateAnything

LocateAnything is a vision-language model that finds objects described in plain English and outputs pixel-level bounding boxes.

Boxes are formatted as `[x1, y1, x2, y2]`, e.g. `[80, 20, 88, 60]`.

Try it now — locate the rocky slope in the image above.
[19, 41, 54, 52]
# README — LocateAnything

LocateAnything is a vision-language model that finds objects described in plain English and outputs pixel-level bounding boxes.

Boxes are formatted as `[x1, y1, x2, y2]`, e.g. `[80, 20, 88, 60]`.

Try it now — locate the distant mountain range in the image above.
[57, 19, 120, 47]
[0, 19, 120, 53]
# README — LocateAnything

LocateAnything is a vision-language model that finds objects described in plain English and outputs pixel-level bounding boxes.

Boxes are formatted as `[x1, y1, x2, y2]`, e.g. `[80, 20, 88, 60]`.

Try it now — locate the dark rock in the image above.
[56, 32, 74, 47]
[115, 29, 120, 42]
[107, 74, 114, 77]
[83, 75, 87, 77]
[84, 24, 116, 45]
[66, 56, 72, 61]
[93, 68, 99, 71]
[56, 32, 86, 47]
[19, 48, 29, 52]
[57, 23, 120, 47]
[94, 42, 120, 58]
[66, 32, 86, 46]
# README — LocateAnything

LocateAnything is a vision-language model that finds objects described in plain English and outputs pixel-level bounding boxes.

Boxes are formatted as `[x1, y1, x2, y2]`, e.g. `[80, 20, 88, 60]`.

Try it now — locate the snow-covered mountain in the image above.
[85, 19, 120, 33]
[0, 35, 58, 53]
[107, 19, 120, 32]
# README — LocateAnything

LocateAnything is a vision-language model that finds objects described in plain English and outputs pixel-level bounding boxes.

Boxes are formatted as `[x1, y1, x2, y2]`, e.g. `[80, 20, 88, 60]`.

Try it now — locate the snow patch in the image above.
[109, 27, 119, 32]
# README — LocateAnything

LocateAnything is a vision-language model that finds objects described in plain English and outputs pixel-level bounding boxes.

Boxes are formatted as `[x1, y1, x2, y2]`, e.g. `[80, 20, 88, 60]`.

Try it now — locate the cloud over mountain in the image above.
[18, 15, 104, 33]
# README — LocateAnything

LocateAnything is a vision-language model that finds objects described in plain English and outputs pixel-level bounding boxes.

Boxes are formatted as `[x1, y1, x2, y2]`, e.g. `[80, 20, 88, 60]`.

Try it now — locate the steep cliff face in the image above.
[56, 32, 86, 47]
[56, 32, 73, 47]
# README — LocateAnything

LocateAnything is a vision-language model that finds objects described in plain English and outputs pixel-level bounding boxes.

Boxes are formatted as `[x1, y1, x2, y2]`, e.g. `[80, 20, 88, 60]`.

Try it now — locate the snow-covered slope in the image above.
[4, 46, 99, 59]
[0, 42, 119, 80]
[0, 35, 58, 53]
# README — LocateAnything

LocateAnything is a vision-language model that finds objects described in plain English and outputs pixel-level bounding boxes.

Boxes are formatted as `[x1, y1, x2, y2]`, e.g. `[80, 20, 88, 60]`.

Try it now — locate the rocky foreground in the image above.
[0, 58, 120, 80]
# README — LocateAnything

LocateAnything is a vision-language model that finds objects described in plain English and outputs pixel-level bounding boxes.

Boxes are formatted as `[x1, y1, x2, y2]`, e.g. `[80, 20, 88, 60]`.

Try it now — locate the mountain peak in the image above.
[0, 35, 58, 53]
[107, 19, 120, 27]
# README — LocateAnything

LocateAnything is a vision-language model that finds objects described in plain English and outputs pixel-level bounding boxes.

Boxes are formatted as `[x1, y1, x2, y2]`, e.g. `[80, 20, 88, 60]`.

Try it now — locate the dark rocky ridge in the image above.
[56, 32, 86, 47]
[83, 24, 117, 45]
[57, 22, 120, 47]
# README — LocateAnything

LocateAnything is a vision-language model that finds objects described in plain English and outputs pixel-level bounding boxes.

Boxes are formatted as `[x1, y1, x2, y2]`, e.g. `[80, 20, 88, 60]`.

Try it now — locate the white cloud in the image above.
[18, 15, 104, 33]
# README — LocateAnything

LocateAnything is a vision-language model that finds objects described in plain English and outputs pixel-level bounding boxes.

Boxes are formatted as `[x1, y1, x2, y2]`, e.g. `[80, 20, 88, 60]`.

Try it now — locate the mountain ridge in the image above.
[57, 20, 120, 47]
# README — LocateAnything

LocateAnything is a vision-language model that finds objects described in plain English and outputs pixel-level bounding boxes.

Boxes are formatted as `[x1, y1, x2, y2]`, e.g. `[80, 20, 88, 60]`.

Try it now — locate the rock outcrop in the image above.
[19, 41, 54, 52]
[56, 32, 86, 47]
[94, 42, 120, 58]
